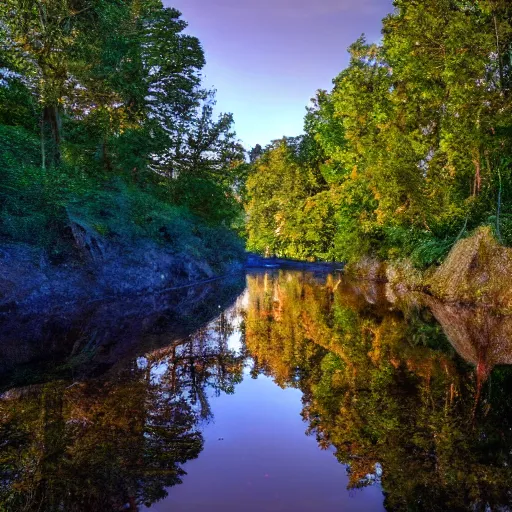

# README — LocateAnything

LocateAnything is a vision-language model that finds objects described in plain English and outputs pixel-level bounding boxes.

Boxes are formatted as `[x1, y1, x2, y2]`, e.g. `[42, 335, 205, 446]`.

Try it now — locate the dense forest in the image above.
[246, 0, 512, 267]
[3, 0, 512, 279]
[0, 0, 246, 270]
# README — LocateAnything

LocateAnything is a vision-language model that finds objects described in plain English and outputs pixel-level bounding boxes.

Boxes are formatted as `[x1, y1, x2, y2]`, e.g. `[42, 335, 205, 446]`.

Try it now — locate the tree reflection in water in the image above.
[244, 272, 512, 511]
[0, 310, 244, 511]
[2, 271, 512, 511]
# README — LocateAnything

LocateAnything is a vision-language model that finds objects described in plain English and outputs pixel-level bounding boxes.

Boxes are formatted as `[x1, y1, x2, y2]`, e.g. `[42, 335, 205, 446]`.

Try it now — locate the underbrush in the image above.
[0, 126, 244, 269]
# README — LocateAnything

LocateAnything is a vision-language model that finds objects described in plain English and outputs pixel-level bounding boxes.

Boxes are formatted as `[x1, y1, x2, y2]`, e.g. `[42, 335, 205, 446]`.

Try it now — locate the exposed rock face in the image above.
[0, 217, 243, 316]
[428, 227, 512, 310]
[0, 210, 245, 386]
[385, 259, 425, 293]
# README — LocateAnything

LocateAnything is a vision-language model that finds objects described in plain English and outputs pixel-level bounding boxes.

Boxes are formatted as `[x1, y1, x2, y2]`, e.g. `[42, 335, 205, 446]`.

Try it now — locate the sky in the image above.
[165, 0, 394, 150]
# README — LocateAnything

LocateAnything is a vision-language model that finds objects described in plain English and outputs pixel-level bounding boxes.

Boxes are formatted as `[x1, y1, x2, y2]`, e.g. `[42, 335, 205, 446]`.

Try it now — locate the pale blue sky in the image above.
[166, 0, 393, 150]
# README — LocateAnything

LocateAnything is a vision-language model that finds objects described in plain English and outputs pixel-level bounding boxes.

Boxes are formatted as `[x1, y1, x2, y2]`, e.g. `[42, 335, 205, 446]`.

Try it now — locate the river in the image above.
[1, 270, 511, 511]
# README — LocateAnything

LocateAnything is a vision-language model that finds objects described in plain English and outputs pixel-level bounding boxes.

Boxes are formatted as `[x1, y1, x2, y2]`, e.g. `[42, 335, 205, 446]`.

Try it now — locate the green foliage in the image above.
[0, 125, 66, 248]
[245, 138, 331, 259]
[410, 238, 455, 268]
[0, 0, 244, 264]
[168, 175, 241, 226]
[244, 0, 512, 266]
[489, 214, 512, 245]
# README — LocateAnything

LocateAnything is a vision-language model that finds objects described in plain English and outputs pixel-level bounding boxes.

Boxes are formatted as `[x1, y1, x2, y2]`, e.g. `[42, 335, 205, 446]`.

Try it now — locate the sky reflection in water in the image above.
[2, 271, 512, 511]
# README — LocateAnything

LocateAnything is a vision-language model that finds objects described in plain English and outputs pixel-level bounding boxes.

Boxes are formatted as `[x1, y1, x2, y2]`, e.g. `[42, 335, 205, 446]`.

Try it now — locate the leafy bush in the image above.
[488, 214, 512, 247]
[410, 238, 454, 268]
[0, 124, 244, 268]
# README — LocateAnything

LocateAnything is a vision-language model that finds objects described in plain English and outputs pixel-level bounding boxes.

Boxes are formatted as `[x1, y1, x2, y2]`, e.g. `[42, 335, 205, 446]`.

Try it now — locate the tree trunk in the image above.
[43, 105, 62, 167]
[40, 115, 46, 171]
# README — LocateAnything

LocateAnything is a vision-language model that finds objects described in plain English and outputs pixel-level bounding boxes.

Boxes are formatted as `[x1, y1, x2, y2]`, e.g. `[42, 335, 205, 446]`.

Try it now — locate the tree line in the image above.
[245, 0, 512, 266]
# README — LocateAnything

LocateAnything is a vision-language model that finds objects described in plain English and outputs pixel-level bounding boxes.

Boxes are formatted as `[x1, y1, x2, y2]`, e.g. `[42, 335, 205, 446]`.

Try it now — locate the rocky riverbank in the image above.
[0, 218, 244, 318]
[347, 227, 512, 313]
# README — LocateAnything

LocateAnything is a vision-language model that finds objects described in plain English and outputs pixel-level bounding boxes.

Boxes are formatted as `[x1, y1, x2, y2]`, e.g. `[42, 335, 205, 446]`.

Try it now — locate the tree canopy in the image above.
[0, 0, 246, 262]
[245, 0, 512, 265]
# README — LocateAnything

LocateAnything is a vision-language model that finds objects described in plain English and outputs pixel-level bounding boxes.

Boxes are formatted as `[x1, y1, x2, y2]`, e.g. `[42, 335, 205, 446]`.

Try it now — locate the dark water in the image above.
[2, 271, 512, 511]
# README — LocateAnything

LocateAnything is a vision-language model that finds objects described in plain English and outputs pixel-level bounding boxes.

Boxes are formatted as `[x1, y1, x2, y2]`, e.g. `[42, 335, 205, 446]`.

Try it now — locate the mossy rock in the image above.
[345, 256, 387, 282]
[385, 259, 426, 293]
[428, 227, 512, 311]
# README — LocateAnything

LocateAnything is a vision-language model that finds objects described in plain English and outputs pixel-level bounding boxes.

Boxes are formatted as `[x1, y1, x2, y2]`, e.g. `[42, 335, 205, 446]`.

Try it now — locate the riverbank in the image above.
[0, 237, 244, 317]
[0, 171, 249, 315]
[346, 227, 512, 314]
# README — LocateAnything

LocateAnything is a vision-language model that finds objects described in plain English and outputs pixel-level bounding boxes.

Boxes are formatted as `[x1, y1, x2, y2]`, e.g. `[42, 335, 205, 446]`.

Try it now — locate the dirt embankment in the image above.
[0, 216, 244, 317]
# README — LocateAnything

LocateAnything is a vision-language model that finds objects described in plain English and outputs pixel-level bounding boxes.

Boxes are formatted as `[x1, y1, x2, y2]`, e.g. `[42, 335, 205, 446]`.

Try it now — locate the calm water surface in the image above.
[2, 271, 512, 511]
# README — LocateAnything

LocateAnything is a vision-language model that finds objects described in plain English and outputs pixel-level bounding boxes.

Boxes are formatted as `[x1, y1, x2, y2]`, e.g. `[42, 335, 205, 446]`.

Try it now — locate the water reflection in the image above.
[244, 272, 512, 511]
[0, 310, 244, 511]
[1, 271, 512, 511]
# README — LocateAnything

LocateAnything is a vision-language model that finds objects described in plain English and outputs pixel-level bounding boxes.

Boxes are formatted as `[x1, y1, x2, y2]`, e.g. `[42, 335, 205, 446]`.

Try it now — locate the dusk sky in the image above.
[166, 0, 394, 150]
